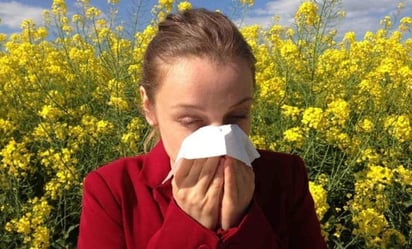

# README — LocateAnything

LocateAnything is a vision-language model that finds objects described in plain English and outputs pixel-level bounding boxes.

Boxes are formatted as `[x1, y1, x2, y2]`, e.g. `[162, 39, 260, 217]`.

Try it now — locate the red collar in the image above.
[139, 140, 172, 188]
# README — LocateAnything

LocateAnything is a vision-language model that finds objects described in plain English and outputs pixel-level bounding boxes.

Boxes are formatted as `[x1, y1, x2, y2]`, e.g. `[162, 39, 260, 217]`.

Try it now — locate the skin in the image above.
[140, 56, 255, 230]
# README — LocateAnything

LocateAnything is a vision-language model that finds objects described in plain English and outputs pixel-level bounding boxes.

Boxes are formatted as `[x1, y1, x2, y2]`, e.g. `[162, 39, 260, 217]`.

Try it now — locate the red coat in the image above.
[78, 141, 327, 249]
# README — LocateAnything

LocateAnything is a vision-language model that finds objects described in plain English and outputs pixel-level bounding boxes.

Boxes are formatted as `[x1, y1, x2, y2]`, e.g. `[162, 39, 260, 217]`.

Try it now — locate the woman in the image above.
[78, 8, 327, 249]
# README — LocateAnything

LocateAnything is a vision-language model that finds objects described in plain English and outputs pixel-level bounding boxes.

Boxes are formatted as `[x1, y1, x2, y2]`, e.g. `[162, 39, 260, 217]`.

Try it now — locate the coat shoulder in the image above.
[253, 149, 305, 174]
[252, 149, 308, 193]
[85, 156, 145, 187]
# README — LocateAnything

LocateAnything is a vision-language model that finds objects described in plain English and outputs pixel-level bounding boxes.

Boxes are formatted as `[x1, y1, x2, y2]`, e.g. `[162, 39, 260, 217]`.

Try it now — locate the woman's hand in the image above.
[220, 157, 255, 230]
[172, 157, 224, 230]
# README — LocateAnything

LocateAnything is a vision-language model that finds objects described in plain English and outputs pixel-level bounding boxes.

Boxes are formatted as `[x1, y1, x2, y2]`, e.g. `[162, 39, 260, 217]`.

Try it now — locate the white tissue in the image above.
[162, 124, 260, 183]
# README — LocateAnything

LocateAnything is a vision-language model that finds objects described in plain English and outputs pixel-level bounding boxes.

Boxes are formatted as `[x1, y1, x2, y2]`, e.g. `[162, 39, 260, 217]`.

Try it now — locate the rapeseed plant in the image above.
[0, 0, 411, 248]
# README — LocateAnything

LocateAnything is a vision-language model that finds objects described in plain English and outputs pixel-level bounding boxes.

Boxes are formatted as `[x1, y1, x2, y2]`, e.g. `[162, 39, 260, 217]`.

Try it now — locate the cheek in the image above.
[152, 108, 195, 161]
[157, 122, 188, 162]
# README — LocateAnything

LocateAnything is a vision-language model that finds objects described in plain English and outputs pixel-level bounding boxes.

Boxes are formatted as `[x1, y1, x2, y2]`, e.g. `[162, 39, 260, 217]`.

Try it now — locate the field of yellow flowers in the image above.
[0, 0, 411, 248]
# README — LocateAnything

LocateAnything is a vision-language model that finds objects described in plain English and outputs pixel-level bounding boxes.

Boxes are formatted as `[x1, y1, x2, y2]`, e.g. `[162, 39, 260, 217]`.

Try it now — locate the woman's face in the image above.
[141, 56, 254, 163]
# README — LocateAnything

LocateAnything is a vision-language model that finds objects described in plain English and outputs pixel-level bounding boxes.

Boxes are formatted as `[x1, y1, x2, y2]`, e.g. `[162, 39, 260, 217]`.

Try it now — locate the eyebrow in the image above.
[171, 97, 253, 110]
[230, 97, 253, 109]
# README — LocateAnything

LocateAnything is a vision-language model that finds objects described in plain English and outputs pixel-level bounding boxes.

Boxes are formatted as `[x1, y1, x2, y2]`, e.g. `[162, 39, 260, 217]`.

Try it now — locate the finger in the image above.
[232, 159, 255, 204]
[234, 159, 254, 188]
[223, 157, 235, 190]
[177, 158, 210, 188]
[198, 157, 220, 181]
[174, 158, 193, 183]
[223, 158, 254, 199]
[198, 157, 223, 193]
[206, 157, 224, 211]
[175, 158, 204, 187]
[226, 157, 254, 183]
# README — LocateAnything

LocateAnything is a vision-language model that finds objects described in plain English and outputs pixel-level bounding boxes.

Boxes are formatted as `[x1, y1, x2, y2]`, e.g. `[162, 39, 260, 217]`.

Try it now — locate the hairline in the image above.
[146, 54, 255, 103]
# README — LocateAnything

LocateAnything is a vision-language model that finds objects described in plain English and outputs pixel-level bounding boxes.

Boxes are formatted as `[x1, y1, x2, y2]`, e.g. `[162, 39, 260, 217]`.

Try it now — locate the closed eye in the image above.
[224, 114, 249, 124]
[178, 117, 203, 127]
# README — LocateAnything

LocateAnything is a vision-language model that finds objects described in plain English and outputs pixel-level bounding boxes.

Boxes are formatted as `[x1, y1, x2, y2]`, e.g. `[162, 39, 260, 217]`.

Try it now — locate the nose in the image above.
[209, 120, 225, 127]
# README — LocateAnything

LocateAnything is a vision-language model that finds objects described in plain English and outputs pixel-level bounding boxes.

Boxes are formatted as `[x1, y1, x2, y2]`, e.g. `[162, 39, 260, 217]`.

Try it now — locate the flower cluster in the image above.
[249, 0, 411, 247]
[0, 0, 149, 247]
[1, 0, 411, 248]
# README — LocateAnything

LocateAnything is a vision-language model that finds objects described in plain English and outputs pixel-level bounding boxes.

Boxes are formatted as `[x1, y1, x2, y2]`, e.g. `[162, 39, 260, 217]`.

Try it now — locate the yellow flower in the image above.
[309, 181, 329, 220]
[352, 208, 388, 238]
[250, 134, 266, 149]
[38, 105, 63, 121]
[0, 119, 16, 136]
[45, 179, 63, 200]
[281, 104, 301, 120]
[5, 197, 53, 247]
[81, 115, 114, 139]
[32, 226, 50, 248]
[366, 165, 393, 185]
[108, 96, 129, 111]
[239, 0, 254, 6]
[72, 14, 83, 23]
[158, 0, 174, 12]
[356, 118, 374, 133]
[178, 1, 192, 11]
[394, 165, 412, 186]
[302, 107, 323, 129]
[96, 120, 113, 133]
[380, 229, 406, 249]
[0, 139, 33, 177]
[325, 98, 350, 127]
[295, 1, 319, 26]
[283, 127, 305, 147]
[16, 215, 31, 234]
[119, 117, 144, 152]
[380, 16, 393, 29]
[52, 0, 67, 15]
[358, 147, 380, 164]
[85, 6, 102, 18]
[0, 33, 7, 42]
[384, 115, 411, 143]
[343, 31, 356, 44]
[280, 40, 298, 57]
[399, 17, 412, 32]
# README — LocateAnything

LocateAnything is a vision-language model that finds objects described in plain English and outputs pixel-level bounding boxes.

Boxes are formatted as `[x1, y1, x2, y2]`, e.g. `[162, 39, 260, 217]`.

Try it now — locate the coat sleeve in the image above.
[146, 200, 221, 248]
[217, 200, 280, 248]
[77, 171, 126, 249]
[78, 171, 222, 249]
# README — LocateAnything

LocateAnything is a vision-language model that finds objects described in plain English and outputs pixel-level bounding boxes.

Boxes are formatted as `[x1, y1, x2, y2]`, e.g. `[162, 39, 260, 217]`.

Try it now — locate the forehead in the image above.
[161, 56, 251, 88]
[154, 56, 253, 106]
[157, 54, 252, 79]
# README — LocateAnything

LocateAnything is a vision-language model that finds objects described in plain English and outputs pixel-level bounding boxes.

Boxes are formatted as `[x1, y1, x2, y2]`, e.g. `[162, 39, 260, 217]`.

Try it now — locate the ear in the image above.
[140, 86, 158, 126]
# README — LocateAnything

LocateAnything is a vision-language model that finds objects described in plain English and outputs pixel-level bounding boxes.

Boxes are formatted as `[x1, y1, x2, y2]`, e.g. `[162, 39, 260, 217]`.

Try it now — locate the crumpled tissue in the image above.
[162, 124, 260, 183]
